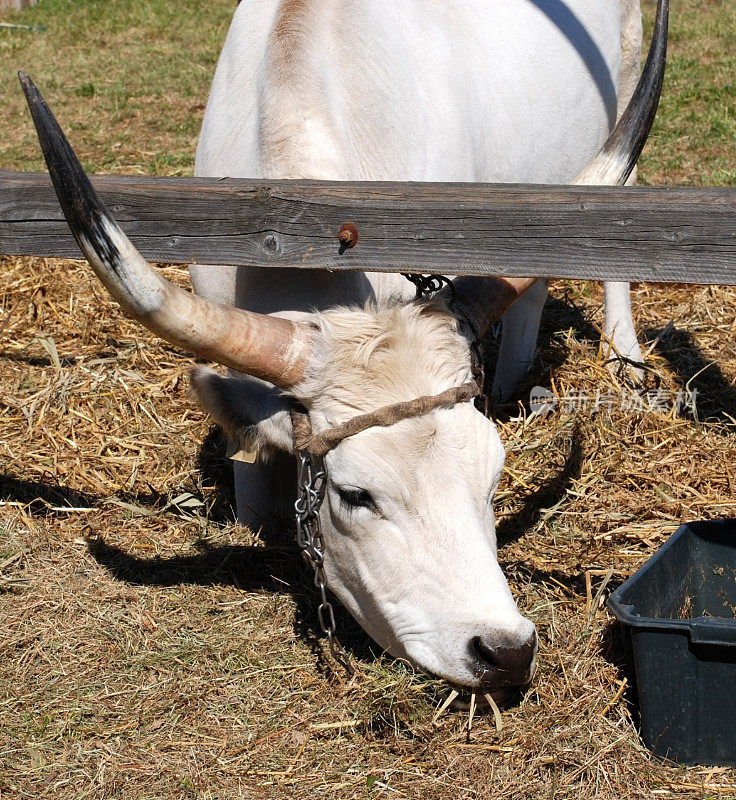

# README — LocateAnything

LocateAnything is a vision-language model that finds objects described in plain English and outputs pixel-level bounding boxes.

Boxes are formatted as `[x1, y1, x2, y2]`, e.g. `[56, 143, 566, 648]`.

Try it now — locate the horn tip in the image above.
[17, 70, 115, 259]
[17, 70, 37, 102]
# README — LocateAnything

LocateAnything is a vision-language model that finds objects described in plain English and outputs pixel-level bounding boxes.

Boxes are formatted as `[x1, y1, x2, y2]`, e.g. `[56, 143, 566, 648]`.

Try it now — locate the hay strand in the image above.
[484, 693, 504, 733]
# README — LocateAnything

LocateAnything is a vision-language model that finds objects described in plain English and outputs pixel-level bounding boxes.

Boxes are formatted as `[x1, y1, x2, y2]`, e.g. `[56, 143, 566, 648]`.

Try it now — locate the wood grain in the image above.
[2, 170, 735, 284]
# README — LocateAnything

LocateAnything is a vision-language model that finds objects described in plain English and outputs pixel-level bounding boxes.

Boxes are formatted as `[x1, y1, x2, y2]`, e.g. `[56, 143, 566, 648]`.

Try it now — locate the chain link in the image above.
[470, 342, 490, 417]
[401, 273, 456, 301]
[295, 450, 355, 676]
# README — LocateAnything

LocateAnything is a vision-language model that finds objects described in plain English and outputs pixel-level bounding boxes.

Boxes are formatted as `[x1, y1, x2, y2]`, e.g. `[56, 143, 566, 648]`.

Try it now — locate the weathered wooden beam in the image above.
[1, 170, 735, 284]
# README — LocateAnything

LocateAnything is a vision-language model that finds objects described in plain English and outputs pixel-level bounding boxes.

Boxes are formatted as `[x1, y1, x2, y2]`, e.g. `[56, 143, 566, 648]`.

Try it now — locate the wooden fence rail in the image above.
[1, 170, 736, 284]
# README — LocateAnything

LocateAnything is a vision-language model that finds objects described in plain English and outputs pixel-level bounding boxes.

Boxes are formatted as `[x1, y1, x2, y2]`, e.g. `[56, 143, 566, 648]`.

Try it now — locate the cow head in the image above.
[18, 0, 666, 694]
[192, 300, 537, 688]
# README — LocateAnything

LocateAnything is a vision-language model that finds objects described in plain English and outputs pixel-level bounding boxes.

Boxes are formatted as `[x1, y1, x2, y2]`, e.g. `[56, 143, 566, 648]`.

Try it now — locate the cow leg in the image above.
[599, 170, 644, 383]
[600, 172, 644, 382]
[599, 1, 644, 383]
[189, 264, 238, 307]
[233, 458, 273, 530]
[492, 279, 548, 400]
[189, 262, 274, 529]
[602, 280, 644, 379]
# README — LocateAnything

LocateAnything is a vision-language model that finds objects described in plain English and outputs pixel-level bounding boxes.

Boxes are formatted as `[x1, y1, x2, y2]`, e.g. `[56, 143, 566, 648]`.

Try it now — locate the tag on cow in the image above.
[226, 440, 258, 463]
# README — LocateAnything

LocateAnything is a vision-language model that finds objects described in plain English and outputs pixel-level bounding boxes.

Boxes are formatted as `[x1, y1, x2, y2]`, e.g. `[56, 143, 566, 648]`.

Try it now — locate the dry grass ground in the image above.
[1, 0, 736, 798]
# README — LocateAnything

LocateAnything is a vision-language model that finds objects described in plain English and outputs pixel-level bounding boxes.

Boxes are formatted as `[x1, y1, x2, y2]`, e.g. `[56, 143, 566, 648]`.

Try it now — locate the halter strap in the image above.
[290, 380, 480, 457]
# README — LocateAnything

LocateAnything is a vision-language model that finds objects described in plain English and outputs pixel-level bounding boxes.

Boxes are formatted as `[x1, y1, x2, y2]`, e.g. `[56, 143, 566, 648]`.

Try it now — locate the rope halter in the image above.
[290, 380, 480, 457]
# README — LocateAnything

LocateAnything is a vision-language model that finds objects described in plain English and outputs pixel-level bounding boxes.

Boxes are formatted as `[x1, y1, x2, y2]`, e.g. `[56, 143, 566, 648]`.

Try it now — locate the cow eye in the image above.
[335, 485, 375, 511]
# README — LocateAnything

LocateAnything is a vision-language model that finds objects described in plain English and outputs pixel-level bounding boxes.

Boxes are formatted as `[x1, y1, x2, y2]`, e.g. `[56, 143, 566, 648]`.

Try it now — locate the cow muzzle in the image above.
[471, 629, 538, 689]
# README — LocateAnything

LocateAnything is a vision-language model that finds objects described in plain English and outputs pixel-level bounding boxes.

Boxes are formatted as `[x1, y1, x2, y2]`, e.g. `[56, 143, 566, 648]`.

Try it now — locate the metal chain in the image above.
[401, 272, 489, 411]
[470, 341, 490, 417]
[294, 450, 355, 676]
[402, 272, 456, 301]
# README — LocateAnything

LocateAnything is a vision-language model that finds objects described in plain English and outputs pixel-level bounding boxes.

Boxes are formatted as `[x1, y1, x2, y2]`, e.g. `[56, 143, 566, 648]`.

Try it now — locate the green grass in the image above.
[0, 0, 233, 175]
[639, 0, 736, 185]
[1, 0, 735, 183]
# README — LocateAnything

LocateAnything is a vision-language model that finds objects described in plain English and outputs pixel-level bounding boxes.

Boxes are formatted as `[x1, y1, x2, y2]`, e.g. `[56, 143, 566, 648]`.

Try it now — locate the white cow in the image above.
[193, 0, 646, 399]
[20, 0, 667, 691]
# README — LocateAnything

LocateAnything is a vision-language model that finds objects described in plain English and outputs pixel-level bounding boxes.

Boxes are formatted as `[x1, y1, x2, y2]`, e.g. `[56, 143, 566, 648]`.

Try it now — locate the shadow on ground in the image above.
[496, 425, 585, 548]
[196, 425, 237, 523]
[0, 473, 101, 515]
[600, 618, 642, 729]
[0, 410, 585, 680]
[645, 324, 736, 429]
[0, 462, 379, 672]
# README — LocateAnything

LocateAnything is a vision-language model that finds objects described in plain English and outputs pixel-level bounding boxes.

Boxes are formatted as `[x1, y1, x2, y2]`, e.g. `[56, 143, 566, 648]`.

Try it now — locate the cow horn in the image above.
[451, 0, 669, 337]
[572, 0, 668, 187]
[18, 72, 311, 388]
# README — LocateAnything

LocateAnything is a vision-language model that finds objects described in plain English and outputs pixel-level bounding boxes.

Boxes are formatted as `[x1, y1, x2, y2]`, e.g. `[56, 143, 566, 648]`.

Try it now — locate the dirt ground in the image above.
[2, 0, 736, 798]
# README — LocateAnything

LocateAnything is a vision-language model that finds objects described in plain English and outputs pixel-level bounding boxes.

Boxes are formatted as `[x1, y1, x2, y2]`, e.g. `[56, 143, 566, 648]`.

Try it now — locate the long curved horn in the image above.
[452, 0, 669, 337]
[19, 72, 311, 388]
[573, 0, 668, 186]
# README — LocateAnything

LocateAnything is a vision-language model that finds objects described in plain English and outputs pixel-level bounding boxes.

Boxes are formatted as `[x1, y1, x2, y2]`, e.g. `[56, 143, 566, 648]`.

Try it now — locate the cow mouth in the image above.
[449, 685, 523, 711]
[446, 651, 539, 710]
[450, 661, 538, 710]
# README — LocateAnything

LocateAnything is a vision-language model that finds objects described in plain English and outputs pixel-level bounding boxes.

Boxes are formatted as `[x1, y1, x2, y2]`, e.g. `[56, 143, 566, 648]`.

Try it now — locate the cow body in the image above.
[191, 0, 642, 519]
[192, 0, 643, 389]
[23, 0, 660, 689]
[198, 0, 622, 184]
[182, 0, 649, 687]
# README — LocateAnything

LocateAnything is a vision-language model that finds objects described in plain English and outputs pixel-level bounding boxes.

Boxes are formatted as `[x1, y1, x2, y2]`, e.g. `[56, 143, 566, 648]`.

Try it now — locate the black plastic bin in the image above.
[607, 519, 736, 766]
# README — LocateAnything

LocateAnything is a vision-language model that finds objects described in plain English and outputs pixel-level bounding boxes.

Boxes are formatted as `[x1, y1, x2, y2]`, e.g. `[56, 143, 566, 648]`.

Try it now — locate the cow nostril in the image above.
[471, 631, 537, 686]
[472, 635, 499, 669]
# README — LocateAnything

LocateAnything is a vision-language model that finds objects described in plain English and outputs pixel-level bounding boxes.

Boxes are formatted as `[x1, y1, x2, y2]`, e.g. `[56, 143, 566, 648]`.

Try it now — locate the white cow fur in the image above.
[193, 0, 643, 388]
[189, 0, 643, 687]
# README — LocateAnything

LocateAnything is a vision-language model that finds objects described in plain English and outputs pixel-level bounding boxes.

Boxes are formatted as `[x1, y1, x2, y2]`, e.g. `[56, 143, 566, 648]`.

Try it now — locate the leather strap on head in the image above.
[290, 381, 480, 458]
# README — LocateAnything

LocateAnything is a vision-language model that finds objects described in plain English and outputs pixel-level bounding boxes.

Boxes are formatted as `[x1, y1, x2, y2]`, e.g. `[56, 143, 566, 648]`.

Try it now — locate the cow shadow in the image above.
[196, 425, 237, 524]
[644, 324, 736, 430]
[84, 524, 378, 668]
[599, 616, 642, 727]
[482, 292, 736, 433]
[0, 466, 377, 671]
[496, 425, 585, 548]
[0, 472, 104, 514]
[482, 291, 592, 548]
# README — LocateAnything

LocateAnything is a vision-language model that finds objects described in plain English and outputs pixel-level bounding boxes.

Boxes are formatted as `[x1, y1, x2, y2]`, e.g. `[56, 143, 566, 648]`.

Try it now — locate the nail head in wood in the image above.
[338, 222, 358, 254]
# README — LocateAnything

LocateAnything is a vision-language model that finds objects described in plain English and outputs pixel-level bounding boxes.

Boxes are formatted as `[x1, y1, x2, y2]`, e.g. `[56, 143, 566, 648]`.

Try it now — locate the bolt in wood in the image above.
[338, 222, 358, 254]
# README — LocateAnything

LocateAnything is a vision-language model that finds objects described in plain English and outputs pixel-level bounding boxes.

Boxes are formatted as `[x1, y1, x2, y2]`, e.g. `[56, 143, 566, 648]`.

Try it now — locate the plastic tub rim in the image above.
[606, 520, 736, 647]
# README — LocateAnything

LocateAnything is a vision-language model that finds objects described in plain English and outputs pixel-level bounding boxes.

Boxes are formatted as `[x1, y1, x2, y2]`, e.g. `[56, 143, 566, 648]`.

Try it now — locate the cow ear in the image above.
[190, 367, 295, 453]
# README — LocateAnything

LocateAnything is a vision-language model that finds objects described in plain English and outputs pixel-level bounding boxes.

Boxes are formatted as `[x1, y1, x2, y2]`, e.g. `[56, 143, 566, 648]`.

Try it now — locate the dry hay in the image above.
[1, 253, 736, 799]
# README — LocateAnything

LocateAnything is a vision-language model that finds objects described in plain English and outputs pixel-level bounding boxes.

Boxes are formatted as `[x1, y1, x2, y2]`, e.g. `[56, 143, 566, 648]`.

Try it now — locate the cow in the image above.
[19, 0, 667, 693]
